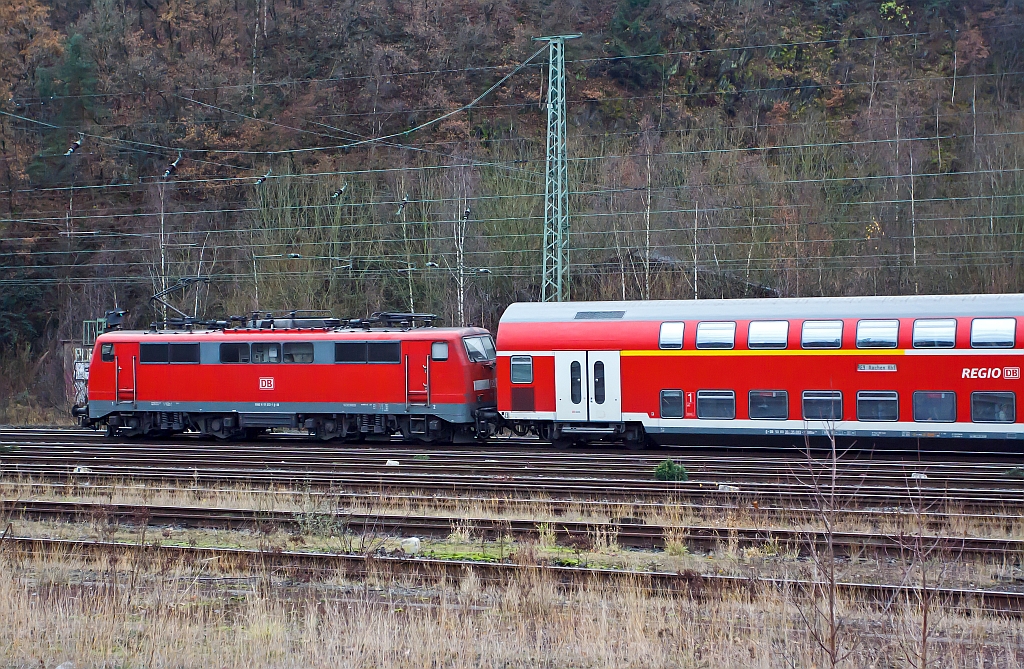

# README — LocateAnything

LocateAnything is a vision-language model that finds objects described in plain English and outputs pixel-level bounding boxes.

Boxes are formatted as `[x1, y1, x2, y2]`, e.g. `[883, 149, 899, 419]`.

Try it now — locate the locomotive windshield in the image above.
[463, 335, 496, 362]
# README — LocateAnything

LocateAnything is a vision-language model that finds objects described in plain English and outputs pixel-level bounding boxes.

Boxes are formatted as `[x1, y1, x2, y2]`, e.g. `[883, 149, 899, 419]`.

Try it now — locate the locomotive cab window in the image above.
[695, 322, 736, 349]
[801, 321, 843, 349]
[100, 343, 114, 362]
[659, 322, 684, 349]
[913, 319, 956, 348]
[971, 318, 1016, 348]
[857, 391, 899, 421]
[749, 390, 788, 419]
[747, 321, 789, 349]
[282, 342, 314, 363]
[913, 391, 956, 422]
[660, 390, 683, 418]
[697, 390, 736, 419]
[972, 392, 1015, 423]
[510, 356, 533, 384]
[220, 343, 250, 363]
[367, 342, 401, 363]
[140, 343, 169, 363]
[856, 320, 899, 348]
[803, 391, 842, 420]
[430, 342, 449, 361]
[251, 343, 280, 363]
[464, 335, 496, 362]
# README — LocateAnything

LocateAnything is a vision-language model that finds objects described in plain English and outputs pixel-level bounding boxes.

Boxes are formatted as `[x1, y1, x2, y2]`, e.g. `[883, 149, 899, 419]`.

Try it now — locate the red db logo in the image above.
[259, 377, 275, 390]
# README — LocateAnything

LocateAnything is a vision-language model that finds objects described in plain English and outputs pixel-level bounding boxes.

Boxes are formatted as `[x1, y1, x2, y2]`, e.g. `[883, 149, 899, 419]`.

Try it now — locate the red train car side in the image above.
[496, 295, 1024, 447]
[82, 322, 497, 441]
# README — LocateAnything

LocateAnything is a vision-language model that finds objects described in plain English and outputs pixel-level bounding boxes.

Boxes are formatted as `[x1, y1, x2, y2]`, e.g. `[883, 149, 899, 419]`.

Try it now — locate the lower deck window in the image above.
[857, 391, 899, 421]
[913, 391, 956, 422]
[749, 390, 788, 419]
[803, 391, 842, 420]
[660, 390, 683, 418]
[971, 392, 1015, 423]
[697, 390, 735, 419]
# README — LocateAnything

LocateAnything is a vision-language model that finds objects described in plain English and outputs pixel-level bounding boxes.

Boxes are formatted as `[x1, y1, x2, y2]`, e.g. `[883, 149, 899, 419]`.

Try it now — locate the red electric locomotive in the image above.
[496, 294, 1024, 447]
[78, 313, 498, 441]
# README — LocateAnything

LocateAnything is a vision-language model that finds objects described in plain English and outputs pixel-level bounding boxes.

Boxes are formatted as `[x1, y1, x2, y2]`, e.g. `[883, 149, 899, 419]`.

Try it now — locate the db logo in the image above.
[259, 377, 275, 390]
[961, 367, 1020, 379]
[1005, 367, 1021, 380]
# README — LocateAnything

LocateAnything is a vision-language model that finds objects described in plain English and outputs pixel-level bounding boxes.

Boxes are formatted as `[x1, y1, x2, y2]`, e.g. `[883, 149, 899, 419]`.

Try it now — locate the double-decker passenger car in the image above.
[496, 295, 1024, 447]
[80, 314, 498, 441]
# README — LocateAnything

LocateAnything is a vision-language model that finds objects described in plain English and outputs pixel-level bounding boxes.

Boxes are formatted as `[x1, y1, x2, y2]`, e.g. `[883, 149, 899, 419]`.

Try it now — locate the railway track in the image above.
[3, 498, 1023, 559]
[2, 535, 1021, 614]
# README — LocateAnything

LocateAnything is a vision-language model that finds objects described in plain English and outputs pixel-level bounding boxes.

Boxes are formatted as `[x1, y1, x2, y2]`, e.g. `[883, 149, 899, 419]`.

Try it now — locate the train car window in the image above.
[367, 342, 401, 363]
[463, 335, 497, 362]
[431, 342, 449, 361]
[747, 321, 789, 349]
[220, 343, 250, 363]
[100, 343, 114, 362]
[803, 391, 842, 420]
[697, 390, 736, 419]
[912, 319, 956, 348]
[972, 392, 1015, 423]
[334, 342, 367, 363]
[856, 320, 899, 348]
[856, 391, 899, 421]
[282, 342, 314, 363]
[593, 361, 606, 404]
[570, 361, 582, 404]
[801, 321, 843, 349]
[749, 390, 788, 419]
[251, 343, 280, 363]
[140, 343, 169, 363]
[510, 356, 533, 384]
[659, 322, 684, 349]
[971, 318, 1016, 348]
[695, 322, 736, 349]
[660, 390, 683, 418]
[913, 391, 956, 422]
[169, 343, 200, 363]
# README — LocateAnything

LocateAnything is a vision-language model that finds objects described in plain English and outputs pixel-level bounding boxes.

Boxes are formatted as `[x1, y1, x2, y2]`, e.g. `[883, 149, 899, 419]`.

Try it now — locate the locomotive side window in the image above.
[749, 390, 788, 419]
[972, 392, 1015, 423]
[140, 343, 169, 363]
[593, 361, 606, 404]
[857, 391, 899, 421]
[747, 321, 789, 349]
[803, 391, 842, 420]
[913, 319, 956, 348]
[696, 390, 735, 419]
[695, 322, 736, 349]
[169, 343, 200, 363]
[100, 343, 114, 362]
[431, 342, 449, 361]
[659, 322, 684, 349]
[220, 343, 250, 363]
[335, 342, 367, 363]
[971, 318, 1016, 348]
[570, 361, 582, 404]
[510, 356, 533, 384]
[282, 342, 314, 363]
[463, 335, 497, 362]
[801, 321, 843, 349]
[251, 343, 280, 363]
[913, 391, 956, 422]
[660, 390, 683, 418]
[367, 342, 401, 363]
[856, 320, 899, 348]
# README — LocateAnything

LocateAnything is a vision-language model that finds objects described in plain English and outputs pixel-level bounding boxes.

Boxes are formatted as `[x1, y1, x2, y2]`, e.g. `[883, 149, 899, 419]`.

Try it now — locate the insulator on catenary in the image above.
[254, 169, 272, 185]
[163, 152, 182, 178]
[330, 183, 347, 199]
[64, 133, 84, 156]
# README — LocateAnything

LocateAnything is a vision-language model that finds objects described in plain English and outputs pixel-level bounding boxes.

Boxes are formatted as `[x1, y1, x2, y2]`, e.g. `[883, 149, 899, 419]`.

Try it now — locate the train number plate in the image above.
[857, 364, 896, 372]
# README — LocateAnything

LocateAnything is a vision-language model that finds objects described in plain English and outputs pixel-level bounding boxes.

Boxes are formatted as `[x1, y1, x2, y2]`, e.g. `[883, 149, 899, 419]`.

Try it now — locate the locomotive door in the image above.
[554, 351, 588, 421]
[404, 341, 431, 407]
[587, 351, 621, 422]
[114, 343, 138, 406]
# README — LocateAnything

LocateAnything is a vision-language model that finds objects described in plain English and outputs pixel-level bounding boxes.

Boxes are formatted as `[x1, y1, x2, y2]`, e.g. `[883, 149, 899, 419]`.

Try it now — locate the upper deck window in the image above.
[971, 318, 1016, 348]
[913, 319, 956, 348]
[801, 321, 843, 349]
[747, 321, 789, 349]
[856, 320, 899, 349]
[695, 322, 736, 349]
[463, 335, 496, 362]
[510, 356, 533, 383]
[659, 322, 684, 349]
